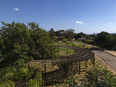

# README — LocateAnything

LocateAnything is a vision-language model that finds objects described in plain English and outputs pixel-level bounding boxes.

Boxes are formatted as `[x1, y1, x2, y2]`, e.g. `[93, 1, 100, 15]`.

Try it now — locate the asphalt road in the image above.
[73, 41, 116, 70]
[92, 50, 116, 70]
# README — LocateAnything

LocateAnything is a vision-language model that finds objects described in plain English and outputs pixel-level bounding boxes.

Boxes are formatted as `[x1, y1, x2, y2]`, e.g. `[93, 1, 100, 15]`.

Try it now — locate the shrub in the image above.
[79, 68, 116, 87]
[86, 45, 91, 49]
[67, 67, 116, 87]
[110, 45, 116, 51]
[85, 39, 94, 44]
[63, 38, 67, 42]
[27, 79, 41, 87]
[67, 75, 78, 87]
[27, 72, 42, 87]
[0, 80, 15, 87]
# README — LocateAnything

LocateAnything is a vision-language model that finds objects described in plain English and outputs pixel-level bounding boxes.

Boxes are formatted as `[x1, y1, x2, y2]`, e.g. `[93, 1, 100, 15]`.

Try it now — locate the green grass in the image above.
[59, 47, 75, 54]
[53, 41, 75, 56]
[56, 47, 75, 56]
[53, 41, 67, 46]
[53, 41, 77, 47]
[53, 41, 94, 50]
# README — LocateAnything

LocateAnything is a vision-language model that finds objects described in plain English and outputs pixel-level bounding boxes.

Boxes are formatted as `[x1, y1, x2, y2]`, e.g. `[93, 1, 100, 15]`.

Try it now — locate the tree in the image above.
[54, 30, 65, 36]
[74, 32, 87, 40]
[49, 28, 54, 32]
[0, 21, 52, 86]
[63, 29, 75, 40]
[95, 31, 114, 48]
[48, 28, 55, 38]
[0, 21, 58, 68]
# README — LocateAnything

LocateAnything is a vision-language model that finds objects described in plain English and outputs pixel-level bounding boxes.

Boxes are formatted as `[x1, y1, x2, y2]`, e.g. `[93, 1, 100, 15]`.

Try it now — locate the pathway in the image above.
[73, 41, 116, 70]
[92, 50, 116, 70]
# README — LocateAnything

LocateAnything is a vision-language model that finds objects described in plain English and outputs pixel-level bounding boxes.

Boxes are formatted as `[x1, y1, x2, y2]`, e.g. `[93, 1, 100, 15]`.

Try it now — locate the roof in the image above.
[54, 36, 64, 39]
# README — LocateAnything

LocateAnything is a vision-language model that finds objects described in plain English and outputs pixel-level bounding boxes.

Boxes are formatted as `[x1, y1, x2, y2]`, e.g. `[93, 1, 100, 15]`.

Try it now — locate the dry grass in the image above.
[28, 45, 116, 87]
[45, 55, 116, 87]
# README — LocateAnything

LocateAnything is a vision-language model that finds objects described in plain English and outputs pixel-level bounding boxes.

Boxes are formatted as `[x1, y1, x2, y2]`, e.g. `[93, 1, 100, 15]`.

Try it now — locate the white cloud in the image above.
[13, 8, 20, 11]
[110, 22, 112, 24]
[76, 21, 83, 24]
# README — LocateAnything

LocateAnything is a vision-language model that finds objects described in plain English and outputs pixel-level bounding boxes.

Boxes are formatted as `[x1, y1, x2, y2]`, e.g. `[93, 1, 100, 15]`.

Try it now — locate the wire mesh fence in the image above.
[29, 58, 95, 86]
[4, 46, 94, 87]
[26, 46, 95, 86]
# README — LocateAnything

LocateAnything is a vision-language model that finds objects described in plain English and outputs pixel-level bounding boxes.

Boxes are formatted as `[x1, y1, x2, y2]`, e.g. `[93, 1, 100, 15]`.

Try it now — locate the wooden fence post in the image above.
[72, 41, 73, 47]
[93, 56, 95, 67]
[67, 48, 68, 54]
[79, 61, 81, 75]
[42, 62, 44, 87]
[58, 41, 59, 56]
[85, 60, 88, 69]
[63, 61, 65, 78]
[44, 60, 46, 73]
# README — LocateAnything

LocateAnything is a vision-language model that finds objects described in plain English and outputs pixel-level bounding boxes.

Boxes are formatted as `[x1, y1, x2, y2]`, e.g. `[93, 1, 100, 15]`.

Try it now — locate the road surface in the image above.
[92, 50, 116, 70]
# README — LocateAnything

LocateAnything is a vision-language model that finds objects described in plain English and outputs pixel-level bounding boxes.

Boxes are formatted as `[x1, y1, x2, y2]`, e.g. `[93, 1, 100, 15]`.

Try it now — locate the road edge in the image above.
[104, 50, 116, 57]
[95, 54, 116, 75]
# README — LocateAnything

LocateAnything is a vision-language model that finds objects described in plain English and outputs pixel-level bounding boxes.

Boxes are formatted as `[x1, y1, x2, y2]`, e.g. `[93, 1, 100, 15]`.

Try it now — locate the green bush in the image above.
[85, 39, 94, 44]
[27, 72, 42, 87]
[67, 67, 116, 87]
[72, 44, 79, 48]
[35, 72, 42, 85]
[0, 67, 16, 82]
[67, 75, 77, 87]
[0, 80, 15, 87]
[63, 38, 67, 42]
[13, 59, 27, 68]
[86, 45, 91, 49]
[26, 79, 41, 87]
[79, 68, 116, 87]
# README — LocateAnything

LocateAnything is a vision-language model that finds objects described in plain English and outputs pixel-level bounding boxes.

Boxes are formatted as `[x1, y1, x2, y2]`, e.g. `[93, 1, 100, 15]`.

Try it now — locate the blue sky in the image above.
[0, 0, 116, 34]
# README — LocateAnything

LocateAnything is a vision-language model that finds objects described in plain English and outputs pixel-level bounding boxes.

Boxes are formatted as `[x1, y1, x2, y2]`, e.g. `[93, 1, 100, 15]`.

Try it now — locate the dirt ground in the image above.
[105, 50, 116, 57]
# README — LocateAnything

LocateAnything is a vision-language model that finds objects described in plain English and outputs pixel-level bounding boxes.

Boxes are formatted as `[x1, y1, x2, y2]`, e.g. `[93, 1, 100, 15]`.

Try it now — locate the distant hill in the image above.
[87, 33, 116, 35]
[110, 33, 116, 35]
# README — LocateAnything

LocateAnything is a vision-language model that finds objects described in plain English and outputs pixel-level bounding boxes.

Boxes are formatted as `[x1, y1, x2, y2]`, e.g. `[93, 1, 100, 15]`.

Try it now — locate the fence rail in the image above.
[28, 46, 95, 86]
[3, 46, 94, 87]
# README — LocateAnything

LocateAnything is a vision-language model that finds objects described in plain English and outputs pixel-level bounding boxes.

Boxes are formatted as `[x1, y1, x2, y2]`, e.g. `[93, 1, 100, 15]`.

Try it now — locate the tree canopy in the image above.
[48, 28, 55, 38]
[0, 21, 58, 68]
[95, 31, 114, 48]
[54, 29, 75, 40]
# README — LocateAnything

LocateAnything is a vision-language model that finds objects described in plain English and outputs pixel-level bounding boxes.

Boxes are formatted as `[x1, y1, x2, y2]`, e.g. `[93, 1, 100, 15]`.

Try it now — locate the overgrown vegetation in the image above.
[47, 56, 116, 87]
[50, 27, 116, 50]
[0, 21, 59, 86]
[67, 57, 116, 87]
[53, 40, 91, 49]
[67, 66, 116, 87]
[0, 21, 58, 68]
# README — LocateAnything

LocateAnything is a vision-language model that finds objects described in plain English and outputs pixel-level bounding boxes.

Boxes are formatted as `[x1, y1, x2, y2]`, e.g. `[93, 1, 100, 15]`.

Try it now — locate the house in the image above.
[54, 36, 64, 41]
